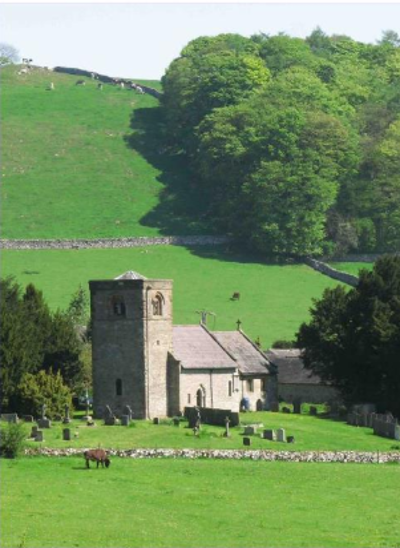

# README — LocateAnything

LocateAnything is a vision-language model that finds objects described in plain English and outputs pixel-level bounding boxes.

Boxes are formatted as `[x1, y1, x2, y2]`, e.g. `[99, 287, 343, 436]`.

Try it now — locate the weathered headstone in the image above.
[63, 404, 71, 424]
[282, 407, 291, 414]
[1, 413, 19, 423]
[41, 404, 47, 420]
[124, 405, 133, 420]
[30, 426, 38, 438]
[224, 416, 231, 438]
[310, 406, 318, 416]
[262, 429, 276, 441]
[277, 428, 286, 442]
[121, 415, 130, 426]
[243, 437, 251, 446]
[173, 417, 180, 427]
[35, 430, 44, 442]
[63, 428, 71, 441]
[23, 415, 34, 423]
[293, 400, 302, 414]
[153, 417, 160, 425]
[244, 425, 257, 435]
[37, 418, 51, 429]
[104, 405, 116, 425]
[287, 436, 295, 443]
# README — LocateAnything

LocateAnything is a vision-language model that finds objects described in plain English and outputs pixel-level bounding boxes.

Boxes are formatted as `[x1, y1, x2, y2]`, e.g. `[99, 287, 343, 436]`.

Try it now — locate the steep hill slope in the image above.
[1, 65, 205, 239]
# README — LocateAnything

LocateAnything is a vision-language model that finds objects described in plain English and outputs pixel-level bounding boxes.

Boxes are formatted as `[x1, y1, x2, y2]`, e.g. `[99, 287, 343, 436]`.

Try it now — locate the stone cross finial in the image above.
[236, 319, 242, 330]
[41, 404, 46, 420]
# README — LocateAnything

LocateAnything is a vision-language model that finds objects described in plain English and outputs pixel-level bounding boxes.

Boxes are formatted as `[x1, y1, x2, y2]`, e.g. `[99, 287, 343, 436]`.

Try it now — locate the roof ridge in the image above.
[200, 324, 238, 364]
[237, 329, 274, 374]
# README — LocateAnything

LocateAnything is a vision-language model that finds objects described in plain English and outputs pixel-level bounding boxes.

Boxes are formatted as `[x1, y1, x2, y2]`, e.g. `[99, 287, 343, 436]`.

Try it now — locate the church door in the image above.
[196, 388, 204, 407]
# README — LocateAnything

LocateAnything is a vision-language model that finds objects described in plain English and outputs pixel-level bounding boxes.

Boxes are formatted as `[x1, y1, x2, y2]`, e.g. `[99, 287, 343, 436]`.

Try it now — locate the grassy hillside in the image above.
[3, 458, 399, 548]
[1, 65, 206, 239]
[3, 246, 347, 347]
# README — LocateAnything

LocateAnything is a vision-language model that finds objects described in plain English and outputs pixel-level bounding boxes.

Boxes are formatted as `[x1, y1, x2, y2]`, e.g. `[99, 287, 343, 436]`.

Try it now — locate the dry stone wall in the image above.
[24, 447, 400, 463]
[305, 257, 359, 287]
[0, 236, 231, 250]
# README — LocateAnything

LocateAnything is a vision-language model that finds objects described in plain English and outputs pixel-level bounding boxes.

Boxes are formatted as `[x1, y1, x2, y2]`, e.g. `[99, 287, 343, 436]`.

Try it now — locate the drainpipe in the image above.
[209, 370, 214, 408]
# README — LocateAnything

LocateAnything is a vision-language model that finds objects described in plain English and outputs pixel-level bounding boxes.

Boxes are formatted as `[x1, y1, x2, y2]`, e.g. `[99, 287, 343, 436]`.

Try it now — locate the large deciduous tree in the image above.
[297, 255, 400, 417]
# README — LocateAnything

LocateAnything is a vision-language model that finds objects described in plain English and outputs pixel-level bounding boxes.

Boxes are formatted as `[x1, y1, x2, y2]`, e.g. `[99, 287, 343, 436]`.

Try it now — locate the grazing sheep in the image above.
[84, 449, 110, 469]
[48, 82, 55, 91]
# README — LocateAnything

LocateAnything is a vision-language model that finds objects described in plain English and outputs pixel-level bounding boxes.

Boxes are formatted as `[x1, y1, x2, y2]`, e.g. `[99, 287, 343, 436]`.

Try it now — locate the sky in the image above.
[1, 2, 400, 80]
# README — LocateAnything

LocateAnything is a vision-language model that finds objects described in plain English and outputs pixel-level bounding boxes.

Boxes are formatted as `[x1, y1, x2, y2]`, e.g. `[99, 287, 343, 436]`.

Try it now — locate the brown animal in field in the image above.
[84, 449, 111, 469]
[231, 292, 240, 301]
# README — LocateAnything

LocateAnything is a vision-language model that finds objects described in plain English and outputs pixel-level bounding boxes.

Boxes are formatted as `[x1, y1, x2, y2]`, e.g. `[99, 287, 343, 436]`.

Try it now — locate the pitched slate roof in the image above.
[114, 270, 147, 280]
[213, 331, 272, 376]
[172, 325, 237, 370]
[266, 349, 325, 385]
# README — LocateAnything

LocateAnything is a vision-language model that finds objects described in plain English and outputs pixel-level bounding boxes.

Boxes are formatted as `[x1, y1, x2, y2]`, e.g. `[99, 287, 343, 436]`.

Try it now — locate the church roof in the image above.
[266, 349, 327, 385]
[213, 331, 272, 376]
[172, 325, 237, 370]
[114, 270, 147, 280]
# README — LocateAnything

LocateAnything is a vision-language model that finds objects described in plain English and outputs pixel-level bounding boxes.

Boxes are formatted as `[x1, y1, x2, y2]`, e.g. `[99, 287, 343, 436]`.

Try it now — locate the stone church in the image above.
[89, 271, 277, 419]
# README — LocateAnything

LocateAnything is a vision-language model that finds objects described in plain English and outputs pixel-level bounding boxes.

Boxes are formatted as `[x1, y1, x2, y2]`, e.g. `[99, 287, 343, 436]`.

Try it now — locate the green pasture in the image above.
[16, 410, 398, 452]
[2, 457, 399, 548]
[1, 65, 205, 239]
[2, 246, 347, 346]
[329, 262, 374, 276]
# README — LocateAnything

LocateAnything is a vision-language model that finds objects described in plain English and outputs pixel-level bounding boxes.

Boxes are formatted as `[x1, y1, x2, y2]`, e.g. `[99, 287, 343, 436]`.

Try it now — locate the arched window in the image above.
[116, 379, 123, 396]
[196, 386, 205, 407]
[111, 296, 126, 316]
[152, 293, 164, 316]
[228, 381, 232, 397]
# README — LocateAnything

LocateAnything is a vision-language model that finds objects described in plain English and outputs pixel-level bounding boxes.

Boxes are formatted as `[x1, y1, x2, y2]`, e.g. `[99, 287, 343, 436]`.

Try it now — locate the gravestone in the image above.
[121, 415, 130, 426]
[244, 426, 257, 435]
[37, 418, 51, 429]
[270, 402, 279, 413]
[173, 417, 180, 427]
[287, 436, 295, 443]
[224, 416, 231, 438]
[1, 413, 19, 423]
[243, 437, 251, 446]
[63, 404, 71, 424]
[40, 404, 47, 420]
[23, 415, 34, 423]
[35, 430, 44, 442]
[310, 406, 318, 416]
[282, 407, 291, 414]
[104, 405, 116, 426]
[277, 428, 286, 442]
[30, 426, 38, 438]
[153, 417, 160, 425]
[124, 405, 133, 420]
[54, 414, 62, 422]
[293, 400, 302, 414]
[63, 428, 71, 441]
[262, 429, 276, 441]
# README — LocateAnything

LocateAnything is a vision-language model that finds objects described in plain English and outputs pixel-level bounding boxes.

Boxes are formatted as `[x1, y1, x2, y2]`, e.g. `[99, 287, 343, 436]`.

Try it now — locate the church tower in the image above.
[89, 271, 173, 419]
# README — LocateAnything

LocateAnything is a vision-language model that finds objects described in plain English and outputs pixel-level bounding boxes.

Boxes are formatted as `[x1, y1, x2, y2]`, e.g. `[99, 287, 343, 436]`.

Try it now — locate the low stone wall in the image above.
[305, 257, 359, 287]
[23, 447, 400, 463]
[53, 66, 161, 98]
[348, 412, 400, 441]
[0, 235, 231, 250]
[326, 253, 399, 263]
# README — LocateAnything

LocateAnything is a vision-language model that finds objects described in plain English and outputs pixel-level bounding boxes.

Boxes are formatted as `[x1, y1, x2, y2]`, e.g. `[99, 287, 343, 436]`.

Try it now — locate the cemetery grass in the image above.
[3, 246, 348, 346]
[1, 65, 205, 239]
[2, 457, 400, 548]
[20, 411, 398, 452]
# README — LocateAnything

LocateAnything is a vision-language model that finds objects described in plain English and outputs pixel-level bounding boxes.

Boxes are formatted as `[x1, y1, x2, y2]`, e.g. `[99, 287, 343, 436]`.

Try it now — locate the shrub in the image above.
[0, 422, 26, 458]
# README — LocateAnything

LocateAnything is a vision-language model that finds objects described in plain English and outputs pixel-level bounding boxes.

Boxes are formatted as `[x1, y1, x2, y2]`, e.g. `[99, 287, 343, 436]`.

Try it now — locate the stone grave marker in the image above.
[277, 428, 286, 442]
[35, 430, 44, 442]
[63, 428, 71, 441]
[243, 437, 251, 446]
[310, 406, 318, 416]
[121, 415, 130, 426]
[287, 436, 295, 443]
[30, 425, 38, 438]
[124, 405, 133, 420]
[153, 417, 160, 425]
[173, 417, 180, 427]
[37, 418, 51, 429]
[1, 413, 19, 423]
[262, 429, 276, 441]
[243, 425, 257, 435]
[63, 404, 71, 424]
[224, 416, 231, 438]
[23, 415, 34, 423]
[293, 400, 302, 414]
[104, 405, 116, 426]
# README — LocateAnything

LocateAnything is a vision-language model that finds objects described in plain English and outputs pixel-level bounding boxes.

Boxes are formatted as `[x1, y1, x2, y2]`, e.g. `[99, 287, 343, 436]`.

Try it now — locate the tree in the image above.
[67, 285, 89, 327]
[0, 43, 19, 66]
[14, 370, 73, 420]
[297, 256, 400, 417]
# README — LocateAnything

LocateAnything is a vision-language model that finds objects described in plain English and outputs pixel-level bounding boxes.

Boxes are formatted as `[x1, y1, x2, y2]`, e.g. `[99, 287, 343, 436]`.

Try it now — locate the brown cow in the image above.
[84, 449, 111, 469]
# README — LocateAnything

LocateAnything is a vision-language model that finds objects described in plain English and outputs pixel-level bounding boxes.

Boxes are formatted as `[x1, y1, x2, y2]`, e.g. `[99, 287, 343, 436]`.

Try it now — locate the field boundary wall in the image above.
[304, 257, 359, 287]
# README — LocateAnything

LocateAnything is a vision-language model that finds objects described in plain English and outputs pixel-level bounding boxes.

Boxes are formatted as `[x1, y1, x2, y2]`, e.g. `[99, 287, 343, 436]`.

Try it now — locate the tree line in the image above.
[0, 278, 91, 418]
[161, 29, 400, 257]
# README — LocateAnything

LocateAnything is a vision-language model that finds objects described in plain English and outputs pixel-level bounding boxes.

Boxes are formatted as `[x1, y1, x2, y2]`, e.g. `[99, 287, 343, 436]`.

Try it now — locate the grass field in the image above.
[2, 457, 399, 548]
[2, 246, 347, 346]
[16, 411, 399, 452]
[1, 65, 206, 239]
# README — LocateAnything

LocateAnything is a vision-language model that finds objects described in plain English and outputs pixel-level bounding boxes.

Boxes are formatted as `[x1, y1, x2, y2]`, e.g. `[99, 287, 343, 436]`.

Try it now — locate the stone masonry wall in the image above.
[0, 236, 230, 250]
[305, 257, 359, 287]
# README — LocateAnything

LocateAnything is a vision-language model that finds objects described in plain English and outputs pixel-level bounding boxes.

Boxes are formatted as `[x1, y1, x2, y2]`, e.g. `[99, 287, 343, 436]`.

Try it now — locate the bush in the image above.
[14, 370, 73, 419]
[0, 422, 26, 458]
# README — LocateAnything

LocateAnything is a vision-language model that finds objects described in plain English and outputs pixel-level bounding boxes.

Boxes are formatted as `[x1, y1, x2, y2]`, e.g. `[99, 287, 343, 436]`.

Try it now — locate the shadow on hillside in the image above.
[124, 107, 211, 236]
